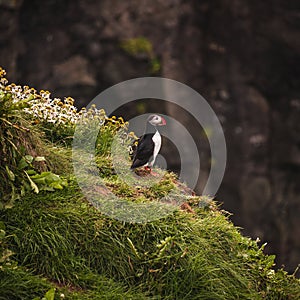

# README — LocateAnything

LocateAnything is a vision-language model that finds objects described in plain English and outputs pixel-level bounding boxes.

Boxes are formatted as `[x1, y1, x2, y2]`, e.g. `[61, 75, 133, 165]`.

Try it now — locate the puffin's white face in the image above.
[147, 114, 166, 126]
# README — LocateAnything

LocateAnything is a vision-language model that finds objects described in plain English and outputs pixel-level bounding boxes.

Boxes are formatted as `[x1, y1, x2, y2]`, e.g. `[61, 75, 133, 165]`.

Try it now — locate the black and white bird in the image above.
[130, 114, 166, 172]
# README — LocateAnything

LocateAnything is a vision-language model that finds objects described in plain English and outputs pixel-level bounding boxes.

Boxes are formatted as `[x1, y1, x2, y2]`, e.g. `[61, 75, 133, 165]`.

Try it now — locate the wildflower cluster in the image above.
[0, 68, 7, 84]
[25, 93, 79, 125]
[0, 67, 108, 128]
[0, 66, 135, 148]
[77, 104, 107, 126]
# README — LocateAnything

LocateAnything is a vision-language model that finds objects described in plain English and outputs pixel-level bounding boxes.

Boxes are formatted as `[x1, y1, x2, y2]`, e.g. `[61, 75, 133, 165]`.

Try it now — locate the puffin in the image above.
[130, 114, 166, 171]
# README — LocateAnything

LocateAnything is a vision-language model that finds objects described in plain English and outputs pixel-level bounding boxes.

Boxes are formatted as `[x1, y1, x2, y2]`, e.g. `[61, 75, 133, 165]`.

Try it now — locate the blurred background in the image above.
[0, 0, 299, 274]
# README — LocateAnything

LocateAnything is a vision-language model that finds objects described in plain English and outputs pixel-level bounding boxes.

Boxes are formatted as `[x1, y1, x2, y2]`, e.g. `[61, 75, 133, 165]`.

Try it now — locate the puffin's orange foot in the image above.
[144, 166, 151, 172]
[143, 166, 157, 176]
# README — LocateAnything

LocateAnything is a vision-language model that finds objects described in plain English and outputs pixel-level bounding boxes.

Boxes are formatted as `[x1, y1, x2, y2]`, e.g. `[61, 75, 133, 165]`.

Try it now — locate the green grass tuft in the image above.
[0, 268, 51, 300]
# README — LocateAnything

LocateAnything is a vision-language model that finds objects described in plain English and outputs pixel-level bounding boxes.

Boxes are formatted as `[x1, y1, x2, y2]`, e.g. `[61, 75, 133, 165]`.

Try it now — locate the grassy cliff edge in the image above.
[0, 68, 299, 299]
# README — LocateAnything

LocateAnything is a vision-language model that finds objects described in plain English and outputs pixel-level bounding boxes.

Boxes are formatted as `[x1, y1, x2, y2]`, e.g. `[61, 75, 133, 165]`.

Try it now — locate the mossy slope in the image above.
[0, 67, 299, 299]
[1, 181, 300, 299]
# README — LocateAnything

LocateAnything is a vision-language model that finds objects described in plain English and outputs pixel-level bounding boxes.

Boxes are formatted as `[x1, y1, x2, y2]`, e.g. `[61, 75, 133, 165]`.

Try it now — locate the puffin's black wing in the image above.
[131, 133, 155, 169]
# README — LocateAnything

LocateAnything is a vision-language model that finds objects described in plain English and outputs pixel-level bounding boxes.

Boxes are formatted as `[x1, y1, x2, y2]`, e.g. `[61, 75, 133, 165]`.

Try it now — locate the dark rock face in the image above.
[0, 0, 299, 273]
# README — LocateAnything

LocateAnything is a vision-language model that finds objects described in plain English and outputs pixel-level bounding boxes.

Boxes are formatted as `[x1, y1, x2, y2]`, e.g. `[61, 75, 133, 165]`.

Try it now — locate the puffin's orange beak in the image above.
[159, 117, 166, 126]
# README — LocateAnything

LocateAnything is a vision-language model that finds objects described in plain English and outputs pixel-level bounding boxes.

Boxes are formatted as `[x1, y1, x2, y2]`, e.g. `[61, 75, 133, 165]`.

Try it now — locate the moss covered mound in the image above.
[1, 68, 300, 299]
[1, 181, 300, 299]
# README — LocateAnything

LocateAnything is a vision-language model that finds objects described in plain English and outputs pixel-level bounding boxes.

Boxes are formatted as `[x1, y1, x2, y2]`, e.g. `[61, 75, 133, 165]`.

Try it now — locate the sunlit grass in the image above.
[1, 66, 300, 299]
[2, 179, 300, 299]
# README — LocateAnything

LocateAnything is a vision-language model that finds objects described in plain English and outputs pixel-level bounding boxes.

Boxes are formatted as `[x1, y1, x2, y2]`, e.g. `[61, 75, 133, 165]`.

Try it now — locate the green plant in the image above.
[0, 67, 91, 206]
[0, 220, 52, 300]
[32, 288, 56, 300]
[1, 66, 300, 299]
[120, 37, 161, 74]
[0, 221, 14, 270]
[0, 87, 44, 206]
[2, 182, 300, 299]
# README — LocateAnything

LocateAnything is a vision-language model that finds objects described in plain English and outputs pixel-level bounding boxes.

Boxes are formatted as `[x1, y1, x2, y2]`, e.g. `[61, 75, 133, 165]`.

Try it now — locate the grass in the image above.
[1, 266, 148, 300]
[0, 268, 51, 300]
[1, 180, 300, 299]
[0, 183, 148, 299]
[0, 91, 46, 206]
[1, 67, 300, 299]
